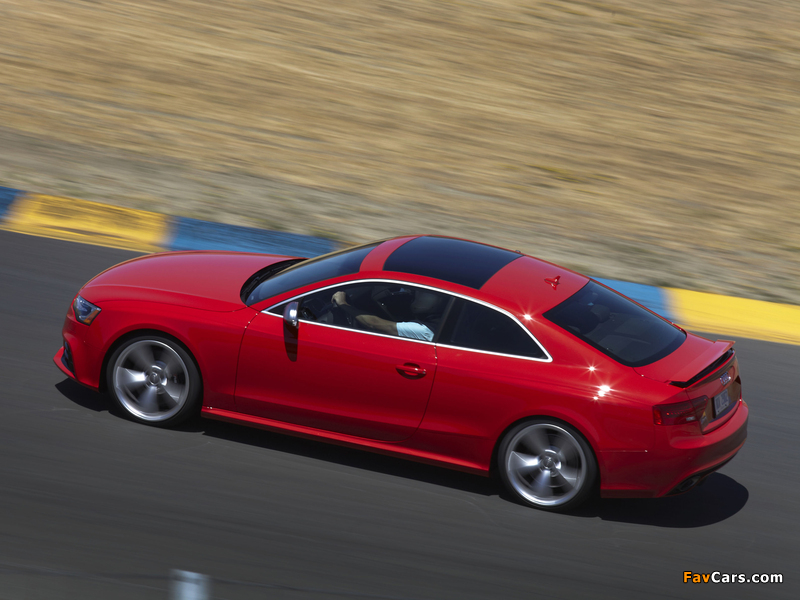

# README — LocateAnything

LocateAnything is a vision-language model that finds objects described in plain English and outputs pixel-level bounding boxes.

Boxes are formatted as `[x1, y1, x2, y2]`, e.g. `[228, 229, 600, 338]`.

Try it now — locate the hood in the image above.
[81, 251, 296, 312]
[634, 333, 734, 385]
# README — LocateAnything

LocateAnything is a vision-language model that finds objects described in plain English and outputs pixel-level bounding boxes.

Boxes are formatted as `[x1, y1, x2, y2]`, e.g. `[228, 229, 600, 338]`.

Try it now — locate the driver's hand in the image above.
[332, 291, 347, 306]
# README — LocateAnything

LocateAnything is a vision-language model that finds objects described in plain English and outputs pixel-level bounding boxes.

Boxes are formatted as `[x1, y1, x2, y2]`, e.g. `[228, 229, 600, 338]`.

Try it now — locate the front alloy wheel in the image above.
[498, 420, 597, 511]
[107, 335, 201, 426]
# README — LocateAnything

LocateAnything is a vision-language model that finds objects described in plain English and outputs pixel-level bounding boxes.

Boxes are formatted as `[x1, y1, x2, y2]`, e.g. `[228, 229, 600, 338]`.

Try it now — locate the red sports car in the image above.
[54, 235, 748, 511]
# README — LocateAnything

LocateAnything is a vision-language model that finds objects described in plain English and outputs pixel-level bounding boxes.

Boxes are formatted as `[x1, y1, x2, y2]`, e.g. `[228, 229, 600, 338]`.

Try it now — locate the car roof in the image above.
[381, 235, 522, 288]
[362, 236, 589, 316]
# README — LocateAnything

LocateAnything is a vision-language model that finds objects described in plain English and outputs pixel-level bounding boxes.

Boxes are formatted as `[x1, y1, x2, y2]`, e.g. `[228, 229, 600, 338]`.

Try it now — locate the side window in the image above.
[269, 282, 450, 342]
[439, 299, 547, 359]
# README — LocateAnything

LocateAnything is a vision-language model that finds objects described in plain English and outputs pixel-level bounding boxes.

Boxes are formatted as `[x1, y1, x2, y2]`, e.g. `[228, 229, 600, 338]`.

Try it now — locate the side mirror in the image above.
[283, 301, 299, 329]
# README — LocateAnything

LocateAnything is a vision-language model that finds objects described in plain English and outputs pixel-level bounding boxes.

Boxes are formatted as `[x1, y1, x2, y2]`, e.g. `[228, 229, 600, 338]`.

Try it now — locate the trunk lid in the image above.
[634, 334, 734, 385]
[637, 333, 740, 431]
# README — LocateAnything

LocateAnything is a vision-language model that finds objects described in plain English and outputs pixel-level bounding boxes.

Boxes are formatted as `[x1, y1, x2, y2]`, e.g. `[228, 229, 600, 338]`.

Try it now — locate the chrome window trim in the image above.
[434, 342, 552, 363]
[263, 278, 553, 363]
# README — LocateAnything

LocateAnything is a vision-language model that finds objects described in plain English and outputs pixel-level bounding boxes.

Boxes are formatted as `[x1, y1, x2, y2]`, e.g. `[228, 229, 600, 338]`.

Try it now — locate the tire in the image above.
[497, 419, 597, 511]
[106, 334, 202, 427]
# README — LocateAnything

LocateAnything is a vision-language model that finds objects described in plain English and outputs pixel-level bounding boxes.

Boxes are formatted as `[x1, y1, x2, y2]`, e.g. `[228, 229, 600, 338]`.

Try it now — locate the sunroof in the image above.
[383, 236, 521, 289]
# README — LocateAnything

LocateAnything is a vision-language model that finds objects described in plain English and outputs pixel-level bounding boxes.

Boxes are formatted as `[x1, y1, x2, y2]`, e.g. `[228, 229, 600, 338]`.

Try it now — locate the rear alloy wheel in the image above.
[498, 420, 597, 511]
[107, 335, 201, 427]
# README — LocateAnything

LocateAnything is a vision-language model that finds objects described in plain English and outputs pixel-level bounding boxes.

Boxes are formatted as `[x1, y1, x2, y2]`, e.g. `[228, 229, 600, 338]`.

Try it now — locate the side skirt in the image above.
[201, 407, 488, 476]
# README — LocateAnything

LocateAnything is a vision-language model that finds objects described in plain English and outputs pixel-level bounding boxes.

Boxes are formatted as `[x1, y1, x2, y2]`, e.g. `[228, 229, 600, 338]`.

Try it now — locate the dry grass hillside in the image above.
[1, 0, 799, 303]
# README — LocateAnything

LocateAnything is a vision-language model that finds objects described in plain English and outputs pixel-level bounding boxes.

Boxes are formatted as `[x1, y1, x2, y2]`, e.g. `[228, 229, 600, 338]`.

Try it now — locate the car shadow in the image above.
[567, 473, 749, 527]
[54, 378, 494, 495]
[56, 378, 109, 413]
[198, 417, 498, 497]
[55, 378, 748, 525]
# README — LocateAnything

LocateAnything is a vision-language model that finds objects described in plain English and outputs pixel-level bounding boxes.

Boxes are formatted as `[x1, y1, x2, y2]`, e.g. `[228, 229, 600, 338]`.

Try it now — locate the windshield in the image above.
[544, 281, 685, 367]
[245, 242, 379, 306]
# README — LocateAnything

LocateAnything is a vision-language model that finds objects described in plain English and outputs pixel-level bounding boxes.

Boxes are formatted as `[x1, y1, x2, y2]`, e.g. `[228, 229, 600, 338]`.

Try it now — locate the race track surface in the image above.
[0, 230, 796, 599]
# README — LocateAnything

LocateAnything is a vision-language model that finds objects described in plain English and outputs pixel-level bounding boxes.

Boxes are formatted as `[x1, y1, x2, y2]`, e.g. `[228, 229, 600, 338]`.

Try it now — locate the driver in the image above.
[331, 289, 441, 341]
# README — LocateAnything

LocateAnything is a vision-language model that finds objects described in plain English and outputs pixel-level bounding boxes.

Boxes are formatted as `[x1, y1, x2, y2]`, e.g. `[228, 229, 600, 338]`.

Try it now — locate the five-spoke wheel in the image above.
[107, 335, 201, 426]
[498, 420, 597, 511]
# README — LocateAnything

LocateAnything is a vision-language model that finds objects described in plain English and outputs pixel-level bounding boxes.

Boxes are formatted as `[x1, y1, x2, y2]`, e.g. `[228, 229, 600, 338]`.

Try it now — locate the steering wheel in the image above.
[299, 296, 329, 322]
[299, 306, 316, 321]
[333, 305, 357, 328]
[371, 287, 401, 320]
[329, 291, 359, 328]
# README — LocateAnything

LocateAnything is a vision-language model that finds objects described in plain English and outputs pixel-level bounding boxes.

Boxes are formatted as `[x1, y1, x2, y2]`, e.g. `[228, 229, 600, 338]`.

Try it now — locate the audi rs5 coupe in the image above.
[54, 235, 748, 511]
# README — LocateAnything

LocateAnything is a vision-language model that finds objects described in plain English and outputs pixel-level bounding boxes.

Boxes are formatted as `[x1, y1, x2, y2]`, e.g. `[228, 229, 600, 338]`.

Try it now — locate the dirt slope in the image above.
[1, 1, 799, 302]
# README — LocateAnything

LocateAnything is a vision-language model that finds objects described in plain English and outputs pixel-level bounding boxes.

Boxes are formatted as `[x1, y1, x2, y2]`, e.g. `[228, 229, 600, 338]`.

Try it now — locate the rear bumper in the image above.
[655, 398, 748, 497]
[600, 398, 748, 498]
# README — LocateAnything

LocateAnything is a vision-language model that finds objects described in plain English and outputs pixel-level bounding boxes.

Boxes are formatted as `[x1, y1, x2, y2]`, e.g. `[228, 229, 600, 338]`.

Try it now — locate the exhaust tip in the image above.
[668, 475, 703, 495]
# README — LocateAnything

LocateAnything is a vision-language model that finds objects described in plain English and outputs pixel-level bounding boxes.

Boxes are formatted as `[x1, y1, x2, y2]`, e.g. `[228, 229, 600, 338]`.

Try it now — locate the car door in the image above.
[235, 280, 448, 442]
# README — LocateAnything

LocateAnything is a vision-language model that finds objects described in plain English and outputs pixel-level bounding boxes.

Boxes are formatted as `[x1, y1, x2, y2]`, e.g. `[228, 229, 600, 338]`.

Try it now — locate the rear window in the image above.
[544, 281, 685, 367]
[245, 243, 378, 305]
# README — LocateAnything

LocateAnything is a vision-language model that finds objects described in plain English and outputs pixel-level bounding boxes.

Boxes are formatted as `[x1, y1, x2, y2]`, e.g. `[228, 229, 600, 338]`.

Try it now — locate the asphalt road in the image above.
[0, 229, 796, 599]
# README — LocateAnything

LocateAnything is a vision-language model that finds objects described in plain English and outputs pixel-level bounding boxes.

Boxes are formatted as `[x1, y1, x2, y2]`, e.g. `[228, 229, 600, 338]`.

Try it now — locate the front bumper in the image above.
[54, 345, 73, 378]
[53, 310, 104, 391]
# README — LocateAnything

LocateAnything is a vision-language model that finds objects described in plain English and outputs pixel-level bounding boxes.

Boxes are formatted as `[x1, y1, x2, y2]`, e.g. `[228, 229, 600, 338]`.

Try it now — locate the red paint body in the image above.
[54, 239, 748, 498]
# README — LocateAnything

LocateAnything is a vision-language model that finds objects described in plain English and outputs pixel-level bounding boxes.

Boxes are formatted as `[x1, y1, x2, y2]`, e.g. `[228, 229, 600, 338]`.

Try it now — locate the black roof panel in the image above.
[383, 236, 521, 289]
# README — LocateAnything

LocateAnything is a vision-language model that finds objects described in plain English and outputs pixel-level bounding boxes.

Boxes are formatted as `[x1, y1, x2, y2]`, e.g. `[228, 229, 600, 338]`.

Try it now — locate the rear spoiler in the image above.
[670, 348, 735, 388]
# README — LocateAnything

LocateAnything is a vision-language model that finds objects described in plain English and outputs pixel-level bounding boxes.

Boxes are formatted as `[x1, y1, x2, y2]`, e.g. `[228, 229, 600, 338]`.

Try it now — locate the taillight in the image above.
[653, 396, 709, 426]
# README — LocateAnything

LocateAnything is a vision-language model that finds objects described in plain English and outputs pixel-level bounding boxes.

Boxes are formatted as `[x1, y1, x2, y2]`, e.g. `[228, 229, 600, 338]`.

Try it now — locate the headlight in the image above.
[73, 295, 101, 325]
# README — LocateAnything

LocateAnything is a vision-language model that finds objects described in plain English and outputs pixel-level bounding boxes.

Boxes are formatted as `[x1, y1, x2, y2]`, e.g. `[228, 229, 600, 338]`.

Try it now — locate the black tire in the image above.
[497, 419, 597, 511]
[106, 334, 202, 427]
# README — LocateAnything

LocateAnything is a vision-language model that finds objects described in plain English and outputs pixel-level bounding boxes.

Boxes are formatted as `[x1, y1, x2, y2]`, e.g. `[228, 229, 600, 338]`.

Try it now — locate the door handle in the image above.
[396, 363, 427, 379]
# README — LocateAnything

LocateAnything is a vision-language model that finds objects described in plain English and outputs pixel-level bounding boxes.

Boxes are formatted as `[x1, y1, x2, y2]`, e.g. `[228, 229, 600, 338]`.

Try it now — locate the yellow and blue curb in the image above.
[0, 187, 336, 257]
[0, 186, 23, 221]
[1, 186, 798, 345]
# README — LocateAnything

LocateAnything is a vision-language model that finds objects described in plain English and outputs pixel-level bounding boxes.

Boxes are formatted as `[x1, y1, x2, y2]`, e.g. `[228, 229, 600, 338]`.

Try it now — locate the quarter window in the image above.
[438, 299, 547, 359]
